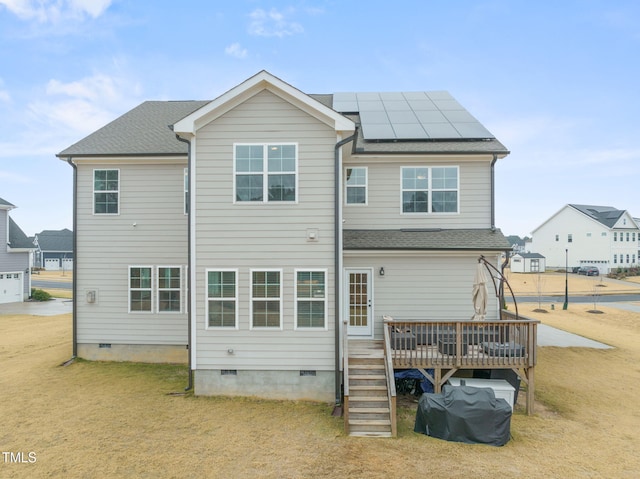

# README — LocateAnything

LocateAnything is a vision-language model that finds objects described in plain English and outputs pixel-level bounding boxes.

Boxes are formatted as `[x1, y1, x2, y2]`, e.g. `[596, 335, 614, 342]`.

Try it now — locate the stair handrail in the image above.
[383, 316, 397, 437]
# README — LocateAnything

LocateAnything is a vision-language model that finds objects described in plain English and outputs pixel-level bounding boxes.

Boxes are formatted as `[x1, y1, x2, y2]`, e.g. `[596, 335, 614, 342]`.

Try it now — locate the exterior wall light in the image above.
[379, 267, 385, 276]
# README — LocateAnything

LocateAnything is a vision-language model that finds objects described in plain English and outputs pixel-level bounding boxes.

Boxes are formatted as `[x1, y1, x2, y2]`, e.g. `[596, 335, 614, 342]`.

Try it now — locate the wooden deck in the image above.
[384, 312, 538, 415]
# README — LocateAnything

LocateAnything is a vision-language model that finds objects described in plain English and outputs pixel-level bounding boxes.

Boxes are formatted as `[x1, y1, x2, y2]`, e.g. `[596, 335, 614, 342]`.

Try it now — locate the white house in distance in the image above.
[528, 204, 640, 273]
[510, 252, 545, 273]
[1, 197, 34, 303]
[57, 71, 512, 427]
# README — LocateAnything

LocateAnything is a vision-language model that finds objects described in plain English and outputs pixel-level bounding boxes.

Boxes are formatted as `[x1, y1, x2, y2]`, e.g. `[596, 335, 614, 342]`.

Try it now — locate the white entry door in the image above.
[345, 268, 373, 336]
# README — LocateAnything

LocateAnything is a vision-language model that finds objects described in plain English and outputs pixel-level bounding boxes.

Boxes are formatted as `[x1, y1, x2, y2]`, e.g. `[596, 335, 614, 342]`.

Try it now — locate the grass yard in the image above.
[2, 302, 640, 478]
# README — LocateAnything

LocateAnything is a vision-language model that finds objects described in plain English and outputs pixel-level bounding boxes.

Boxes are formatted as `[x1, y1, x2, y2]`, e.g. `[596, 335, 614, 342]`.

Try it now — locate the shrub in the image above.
[31, 288, 52, 301]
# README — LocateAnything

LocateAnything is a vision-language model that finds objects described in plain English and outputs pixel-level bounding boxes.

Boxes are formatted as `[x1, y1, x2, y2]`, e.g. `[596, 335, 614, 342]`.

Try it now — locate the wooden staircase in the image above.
[345, 340, 394, 437]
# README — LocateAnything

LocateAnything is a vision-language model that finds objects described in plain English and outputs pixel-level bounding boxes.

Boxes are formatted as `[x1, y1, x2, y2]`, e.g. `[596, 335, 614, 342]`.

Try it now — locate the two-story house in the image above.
[58, 71, 511, 407]
[32, 228, 74, 271]
[1, 197, 34, 303]
[528, 204, 640, 272]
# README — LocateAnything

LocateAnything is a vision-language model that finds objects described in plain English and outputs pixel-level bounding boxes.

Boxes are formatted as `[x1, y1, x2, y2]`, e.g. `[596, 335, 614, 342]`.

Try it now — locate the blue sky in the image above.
[1, 0, 639, 237]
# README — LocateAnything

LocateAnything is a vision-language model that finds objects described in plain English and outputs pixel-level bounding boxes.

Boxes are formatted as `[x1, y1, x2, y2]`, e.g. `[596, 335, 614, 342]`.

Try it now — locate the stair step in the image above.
[349, 396, 389, 402]
[349, 419, 392, 426]
[349, 407, 390, 414]
[349, 431, 392, 438]
[349, 385, 387, 391]
[349, 364, 385, 370]
[350, 374, 386, 380]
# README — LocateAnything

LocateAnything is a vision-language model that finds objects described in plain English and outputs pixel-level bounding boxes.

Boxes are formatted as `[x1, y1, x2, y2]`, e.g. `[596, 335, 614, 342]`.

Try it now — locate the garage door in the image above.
[0, 273, 23, 304]
[45, 258, 60, 271]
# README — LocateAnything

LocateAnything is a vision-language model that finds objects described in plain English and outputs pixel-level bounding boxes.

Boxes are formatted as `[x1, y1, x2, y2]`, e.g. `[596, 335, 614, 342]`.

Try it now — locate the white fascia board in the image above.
[172, 70, 355, 136]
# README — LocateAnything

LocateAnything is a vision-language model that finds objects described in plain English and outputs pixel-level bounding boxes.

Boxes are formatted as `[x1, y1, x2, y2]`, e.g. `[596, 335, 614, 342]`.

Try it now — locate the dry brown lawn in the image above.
[2, 275, 640, 477]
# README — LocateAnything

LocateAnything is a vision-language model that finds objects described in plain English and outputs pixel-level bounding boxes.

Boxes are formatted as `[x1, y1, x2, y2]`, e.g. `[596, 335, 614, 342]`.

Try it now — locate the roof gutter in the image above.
[175, 134, 193, 392]
[65, 157, 78, 359]
[334, 132, 357, 408]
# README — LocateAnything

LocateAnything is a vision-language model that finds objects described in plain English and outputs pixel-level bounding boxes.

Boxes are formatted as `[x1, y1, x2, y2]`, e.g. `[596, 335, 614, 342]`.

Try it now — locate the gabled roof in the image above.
[513, 252, 545, 259]
[8, 217, 34, 249]
[57, 101, 209, 157]
[34, 229, 73, 252]
[58, 71, 507, 159]
[172, 70, 355, 136]
[343, 228, 511, 251]
[569, 204, 626, 229]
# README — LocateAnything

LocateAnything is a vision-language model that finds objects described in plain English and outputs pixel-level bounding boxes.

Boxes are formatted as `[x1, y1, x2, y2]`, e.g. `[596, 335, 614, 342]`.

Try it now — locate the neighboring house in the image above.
[32, 229, 74, 271]
[510, 252, 546, 273]
[57, 71, 511, 404]
[529, 204, 640, 272]
[0, 197, 34, 303]
[506, 235, 527, 255]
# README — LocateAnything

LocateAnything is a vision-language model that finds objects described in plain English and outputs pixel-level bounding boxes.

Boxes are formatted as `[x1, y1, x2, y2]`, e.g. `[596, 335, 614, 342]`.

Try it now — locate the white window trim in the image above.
[205, 268, 239, 330]
[249, 268, 283, 330]
[294, 268, 329, 331]
[157, 265, 183, 314]
[399, 166, 460, 215]
[93, 168, 120, 216]
[233, 143, 299, 204]
[344, 166, 368, 206]
[128, 265, 153, 314]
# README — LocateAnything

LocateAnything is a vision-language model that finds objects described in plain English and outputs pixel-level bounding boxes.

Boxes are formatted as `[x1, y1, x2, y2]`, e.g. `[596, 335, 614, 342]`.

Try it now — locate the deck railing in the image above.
[384, 315, 539, 414]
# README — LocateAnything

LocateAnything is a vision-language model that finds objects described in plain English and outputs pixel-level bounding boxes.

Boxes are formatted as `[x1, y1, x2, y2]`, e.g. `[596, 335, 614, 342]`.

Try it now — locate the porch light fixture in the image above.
[379, 267, 385, 276]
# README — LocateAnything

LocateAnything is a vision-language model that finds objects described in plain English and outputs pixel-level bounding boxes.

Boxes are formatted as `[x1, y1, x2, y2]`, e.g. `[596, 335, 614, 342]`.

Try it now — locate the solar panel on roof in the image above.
[332, 91, 495, 141]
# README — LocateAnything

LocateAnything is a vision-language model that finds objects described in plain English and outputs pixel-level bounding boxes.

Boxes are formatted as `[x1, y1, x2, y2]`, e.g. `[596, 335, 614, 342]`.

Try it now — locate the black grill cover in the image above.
[414, 385, 512, 446]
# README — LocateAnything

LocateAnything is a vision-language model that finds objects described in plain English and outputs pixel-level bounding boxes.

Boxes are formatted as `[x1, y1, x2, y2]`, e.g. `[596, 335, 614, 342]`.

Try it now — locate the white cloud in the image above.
[0, 0, 111, 23]
[225, 42, 248, 59]
[248, 8, 303, 38]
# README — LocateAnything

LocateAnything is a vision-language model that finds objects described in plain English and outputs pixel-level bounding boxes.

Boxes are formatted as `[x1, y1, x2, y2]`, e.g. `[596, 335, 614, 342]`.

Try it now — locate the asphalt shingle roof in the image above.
[343, 228, 511, 251]
[0, 197, 16, 208]
[8, 217, 34, 249]
[57, 101, 209, 157]
[569, 204, 627, 229]
[34, 229, 73, 252]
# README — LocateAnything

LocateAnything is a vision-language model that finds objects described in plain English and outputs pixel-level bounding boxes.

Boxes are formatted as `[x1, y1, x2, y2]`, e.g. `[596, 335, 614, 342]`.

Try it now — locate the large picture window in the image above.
[129, 266, 152, 312]
[251, 270, 282, 328]
[401, 166, 458, 214]
[207, 270, 237, 328]
[158, 267, 181, 312]
[94, 169, 119, 214]
[235, 144, 297, 203]
[295, 270, 327, 329]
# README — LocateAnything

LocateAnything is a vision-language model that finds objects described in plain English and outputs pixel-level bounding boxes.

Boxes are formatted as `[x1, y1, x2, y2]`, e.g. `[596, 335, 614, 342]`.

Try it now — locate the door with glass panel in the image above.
[345, 269, 372, 336]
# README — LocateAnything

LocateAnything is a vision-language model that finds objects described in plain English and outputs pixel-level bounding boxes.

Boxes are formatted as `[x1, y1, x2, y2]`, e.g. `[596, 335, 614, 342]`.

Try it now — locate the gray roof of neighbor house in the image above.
[515, 252, 545, 259]
[569, 204, 630, 229]
[0, 197, 16, 208]
[34, 229, 73, 252]
[343, 229, 511, 251]
[58, 90, 508, 158]
[8, 217, 34, 249]
[57, 101, 209, 157]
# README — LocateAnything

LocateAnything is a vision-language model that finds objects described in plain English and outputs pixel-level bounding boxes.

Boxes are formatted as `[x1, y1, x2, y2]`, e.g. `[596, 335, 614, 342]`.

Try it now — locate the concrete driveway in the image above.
[0, 298, 72, 316]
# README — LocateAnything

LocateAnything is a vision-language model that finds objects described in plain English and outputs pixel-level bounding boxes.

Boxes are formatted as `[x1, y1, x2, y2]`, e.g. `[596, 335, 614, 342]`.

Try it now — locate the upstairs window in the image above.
[235, 144, 297, 203]
[568, 234, 573, 243]
[345, 167, 367, 204]
[94, 169, 119, 214]
[614, 232, 618, 241]
[401, 166, 458, 214]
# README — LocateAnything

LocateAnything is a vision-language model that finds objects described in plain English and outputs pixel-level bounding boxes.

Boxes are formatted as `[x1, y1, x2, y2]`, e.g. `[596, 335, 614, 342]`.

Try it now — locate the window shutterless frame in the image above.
[206, 269, 238, 329]
[157, 266, 182, 313]
[249, 268, 283, 330]
[128, 266, 153, 313]
[400, 166, 459, 215]
[233, 143, 298, 204]
[344, 167, 368, 205]
[294, 269, 328, 330]
[93, 169, 120, 215]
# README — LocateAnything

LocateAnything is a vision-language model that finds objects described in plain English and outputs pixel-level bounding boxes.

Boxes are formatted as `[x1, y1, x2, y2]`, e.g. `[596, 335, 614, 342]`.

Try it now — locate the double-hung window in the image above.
[345, 167, 367, 204]
[295, 270, 327, 329]
[235, 144, 297, 203]
[251, 270, 282, 328]
[158, 267, 181, 312]
[207, 270, 237, 328]
[94, 169, 119, 214]
[129, 266, 152, 312]
[401, 166, 458, 213]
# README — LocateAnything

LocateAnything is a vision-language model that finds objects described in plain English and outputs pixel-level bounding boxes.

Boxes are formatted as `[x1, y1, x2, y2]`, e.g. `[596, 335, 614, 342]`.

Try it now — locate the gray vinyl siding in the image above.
[75, 161, 188, 345]
[344, 253, 501, 340]
[193, 90, 336, 371]
[343, 155, 493, 229]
